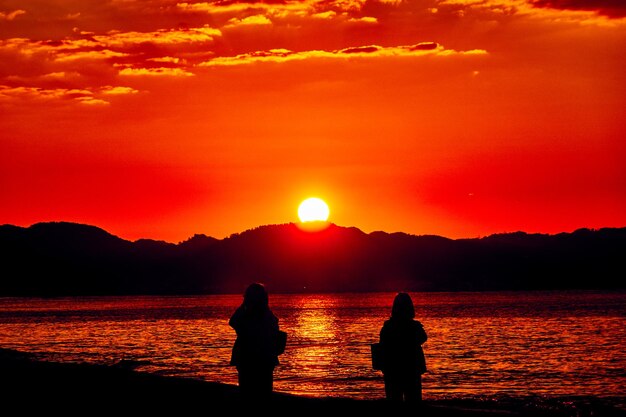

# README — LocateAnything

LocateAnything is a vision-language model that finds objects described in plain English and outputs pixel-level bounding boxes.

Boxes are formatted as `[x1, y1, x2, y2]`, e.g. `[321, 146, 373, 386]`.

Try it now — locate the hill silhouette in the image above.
[0, 222, 624, 296]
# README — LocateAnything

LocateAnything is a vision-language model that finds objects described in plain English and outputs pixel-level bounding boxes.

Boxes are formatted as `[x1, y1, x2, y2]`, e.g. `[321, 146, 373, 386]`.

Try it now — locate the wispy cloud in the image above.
[199, 42, 486, 66]
[1, 25, 221, 64]
[176, 1, 316, 15]
[0, 86, 97, 105]
[437, 0, 626, 23]
[175, 0, 374, 21]
[55, 50, 129, 62]
[0, 25, 220, 98]
[0, 83, 140, 105]
[0, 9, 25, 21]
[530, 0, 626, 18]
[94, 26, 221, 48]
[224, 14, 273, 28]
[147, 56, 184, 64]
[348, 16, 378, 23]
[1, 0, 618, 107]
[118, 67, 195, 77]
[100, 86, 140, 95]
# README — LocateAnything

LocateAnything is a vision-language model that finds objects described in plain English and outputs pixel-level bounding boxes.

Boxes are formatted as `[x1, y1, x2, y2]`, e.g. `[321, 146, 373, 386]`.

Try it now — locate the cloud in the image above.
[147, 56, 184, 63]
[348, 16, 378, 23]
[75, 96, 110, 105]
[94, 26, 221, 48]
[436, 0, 626, 22]
[4, 0, 614, 108]
[2, 71, 87, 87]
[177, 1, 314, 12]
[340, 45, 381, 54]
[40, 72, 75, 80]
[224, 14, 273, 28]
[0, 9, 25, 21]
[529, 0, 626, 18]
[312, 10, 338, 19]
[324, 0, 368, 13]
[199, 42, 486, 66]
[0, 24, 221, 98]
[0, 26, 221, 65]
[175, 0, 372, 20]
[0, 37, 94, 56]
[174, 0, 379, 48]
[118, 67, 195, 77]
[407, 42, 439, 50]
[55, 50, 129, 62]
[0, 85, 99, 105]
[100, 86, 140, 95]
[376, 0, 404, 5]
[436, 0, 519, 16]
[176, 1, 315, 17]
[0, 83, 141, 105]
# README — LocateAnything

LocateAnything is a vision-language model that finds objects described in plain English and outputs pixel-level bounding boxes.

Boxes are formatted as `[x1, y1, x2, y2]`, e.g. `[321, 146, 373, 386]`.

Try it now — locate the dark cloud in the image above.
[340, 45, 380, 54]
[408, 42, 438, 51]
[531, 0, 626, 18]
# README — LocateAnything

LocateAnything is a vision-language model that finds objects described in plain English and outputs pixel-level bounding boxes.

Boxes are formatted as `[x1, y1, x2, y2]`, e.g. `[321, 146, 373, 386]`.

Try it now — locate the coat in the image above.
[379, 318, 427, 375]
[229, 305, 280, 368]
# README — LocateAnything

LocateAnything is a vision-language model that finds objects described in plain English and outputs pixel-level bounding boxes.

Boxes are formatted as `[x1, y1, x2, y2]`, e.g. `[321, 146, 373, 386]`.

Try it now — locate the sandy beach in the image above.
[1, 348, 622, 416]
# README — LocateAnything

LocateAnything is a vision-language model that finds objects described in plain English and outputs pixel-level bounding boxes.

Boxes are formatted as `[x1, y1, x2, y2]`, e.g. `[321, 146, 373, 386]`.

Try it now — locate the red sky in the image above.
[1, 0, 624, 242]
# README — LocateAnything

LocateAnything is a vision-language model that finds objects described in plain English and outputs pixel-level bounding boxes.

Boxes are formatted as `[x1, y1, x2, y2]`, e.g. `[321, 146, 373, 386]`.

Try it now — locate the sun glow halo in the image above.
[298, 198, 330, 223]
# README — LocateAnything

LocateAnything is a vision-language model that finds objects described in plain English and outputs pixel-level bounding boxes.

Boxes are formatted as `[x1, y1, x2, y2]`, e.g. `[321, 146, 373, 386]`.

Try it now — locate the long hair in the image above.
[243, 283, 269, 311]
[391, 292, 415, 320]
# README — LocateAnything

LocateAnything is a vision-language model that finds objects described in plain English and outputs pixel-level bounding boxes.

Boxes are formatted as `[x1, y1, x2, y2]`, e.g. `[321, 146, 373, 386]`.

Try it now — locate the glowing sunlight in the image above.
[298, 198, 330, 223]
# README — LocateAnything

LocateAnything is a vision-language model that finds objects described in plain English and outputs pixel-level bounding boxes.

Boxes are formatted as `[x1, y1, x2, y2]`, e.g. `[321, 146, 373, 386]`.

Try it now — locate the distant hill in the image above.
[0, 222, 624, 296]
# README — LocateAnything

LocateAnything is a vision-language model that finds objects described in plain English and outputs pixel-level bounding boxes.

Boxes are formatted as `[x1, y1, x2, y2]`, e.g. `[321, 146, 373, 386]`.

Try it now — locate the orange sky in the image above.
[1, 0, 625, 242]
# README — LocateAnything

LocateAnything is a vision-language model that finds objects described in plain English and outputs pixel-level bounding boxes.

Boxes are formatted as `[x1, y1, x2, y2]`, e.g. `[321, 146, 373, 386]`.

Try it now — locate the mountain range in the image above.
[0, 222, 624, 296]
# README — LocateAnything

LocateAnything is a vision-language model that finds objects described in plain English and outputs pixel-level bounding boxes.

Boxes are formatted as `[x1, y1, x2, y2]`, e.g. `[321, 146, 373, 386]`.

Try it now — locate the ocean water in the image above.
[0, 291, 624, 403]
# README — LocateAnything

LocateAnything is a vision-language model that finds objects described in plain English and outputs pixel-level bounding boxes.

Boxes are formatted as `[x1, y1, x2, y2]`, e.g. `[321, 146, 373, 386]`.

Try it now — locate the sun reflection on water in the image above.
[275, 296, 342, 395]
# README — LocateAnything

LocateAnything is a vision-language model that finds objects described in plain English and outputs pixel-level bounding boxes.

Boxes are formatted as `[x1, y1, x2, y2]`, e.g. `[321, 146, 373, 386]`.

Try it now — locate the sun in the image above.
[298, 197, 330, 223]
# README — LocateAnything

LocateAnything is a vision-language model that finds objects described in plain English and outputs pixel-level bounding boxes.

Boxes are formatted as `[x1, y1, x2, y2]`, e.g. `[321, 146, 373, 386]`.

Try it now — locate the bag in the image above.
[371, 343, 384, 371]
[274, 330, 287, 356]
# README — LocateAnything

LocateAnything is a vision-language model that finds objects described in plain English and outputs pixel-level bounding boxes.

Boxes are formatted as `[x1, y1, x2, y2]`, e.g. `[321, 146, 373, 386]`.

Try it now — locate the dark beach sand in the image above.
[1, 348, 622, 416]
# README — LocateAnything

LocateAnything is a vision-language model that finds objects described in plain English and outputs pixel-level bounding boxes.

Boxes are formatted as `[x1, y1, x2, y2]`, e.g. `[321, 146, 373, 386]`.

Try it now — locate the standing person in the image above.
[378, 292, 427, 402]
[229, 283, 282, 400]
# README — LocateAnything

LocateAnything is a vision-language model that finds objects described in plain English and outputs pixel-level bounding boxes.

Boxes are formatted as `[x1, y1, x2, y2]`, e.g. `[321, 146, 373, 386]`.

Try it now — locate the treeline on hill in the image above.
[0, 222, 624, 296]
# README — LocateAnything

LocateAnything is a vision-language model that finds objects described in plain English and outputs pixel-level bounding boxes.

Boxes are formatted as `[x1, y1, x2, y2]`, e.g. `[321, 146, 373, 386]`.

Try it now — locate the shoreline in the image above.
[1, 349, 623, 415]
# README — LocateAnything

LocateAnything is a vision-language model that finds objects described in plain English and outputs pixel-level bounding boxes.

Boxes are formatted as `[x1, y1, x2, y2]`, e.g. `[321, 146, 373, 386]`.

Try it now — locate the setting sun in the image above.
[298, 198, 330, 223]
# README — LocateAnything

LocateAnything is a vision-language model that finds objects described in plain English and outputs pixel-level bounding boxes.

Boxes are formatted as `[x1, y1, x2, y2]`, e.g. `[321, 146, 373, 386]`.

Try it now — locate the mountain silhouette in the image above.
[0, 222, 624, 296]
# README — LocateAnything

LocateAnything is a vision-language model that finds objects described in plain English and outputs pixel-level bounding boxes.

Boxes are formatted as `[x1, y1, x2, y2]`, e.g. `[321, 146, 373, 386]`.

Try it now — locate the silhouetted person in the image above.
[378, 292, 427, 402]
[229, 283, 281, 400]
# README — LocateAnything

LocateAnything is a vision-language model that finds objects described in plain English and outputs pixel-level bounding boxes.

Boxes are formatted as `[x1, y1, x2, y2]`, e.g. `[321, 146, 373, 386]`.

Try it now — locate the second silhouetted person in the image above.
[378, 292, 428, 402]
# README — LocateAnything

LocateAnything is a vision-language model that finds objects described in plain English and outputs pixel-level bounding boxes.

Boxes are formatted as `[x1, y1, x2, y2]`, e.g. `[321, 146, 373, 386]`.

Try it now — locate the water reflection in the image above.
[275, 295, 341, 396]
[0, 292, 624, 400]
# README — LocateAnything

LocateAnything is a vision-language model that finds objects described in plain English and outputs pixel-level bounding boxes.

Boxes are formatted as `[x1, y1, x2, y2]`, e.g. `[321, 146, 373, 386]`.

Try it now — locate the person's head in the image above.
[391, 292, 415, 320]
[243, 283, 269, 310]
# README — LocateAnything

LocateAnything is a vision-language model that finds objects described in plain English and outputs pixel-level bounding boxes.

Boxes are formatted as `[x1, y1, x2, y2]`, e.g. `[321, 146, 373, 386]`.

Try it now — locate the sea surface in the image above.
[0, 291, 625, 404]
